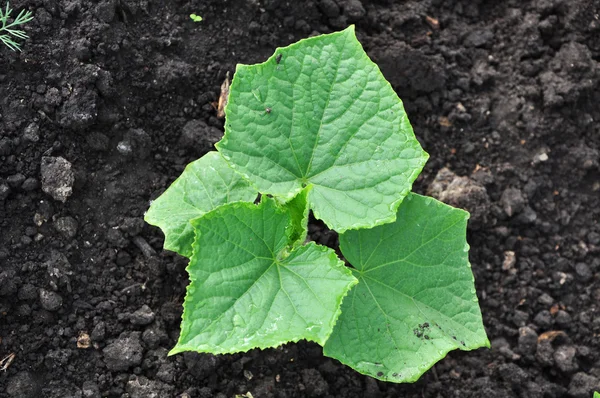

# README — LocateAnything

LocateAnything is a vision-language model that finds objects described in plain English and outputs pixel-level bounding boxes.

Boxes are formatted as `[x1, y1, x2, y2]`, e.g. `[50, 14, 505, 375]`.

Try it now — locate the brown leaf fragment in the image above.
[537, 330, 567, 343]
[217, 71, 230, 119]
[426, 16, 440, 30]
[0, 353, 15, 371]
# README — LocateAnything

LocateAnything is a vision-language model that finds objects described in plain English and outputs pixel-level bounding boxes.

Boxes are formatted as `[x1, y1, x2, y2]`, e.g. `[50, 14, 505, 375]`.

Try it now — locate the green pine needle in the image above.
[0, 2, 33, 51]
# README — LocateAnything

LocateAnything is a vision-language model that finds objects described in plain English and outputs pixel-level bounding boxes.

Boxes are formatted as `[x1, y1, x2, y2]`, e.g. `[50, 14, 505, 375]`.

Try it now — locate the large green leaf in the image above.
[144, 152, 258, 258]
[170, 198, 357, 355]
[324, 193, 489, 382]
[216, 26, 428, 232]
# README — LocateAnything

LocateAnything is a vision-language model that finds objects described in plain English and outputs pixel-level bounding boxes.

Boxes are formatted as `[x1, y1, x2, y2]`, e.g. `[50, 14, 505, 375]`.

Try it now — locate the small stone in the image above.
[103, 332, 144, 371]
[340, 0, 365, 21]
[554, 345, 578, 373]
[534, 310, 554, 328]
[538, 293, 554, 306]
[21, 178, 39, 191]
[574, 263, 592, 282]
[120, 217, 145, 236]
[23, 123, 40, 142]
[517, 326, 538, 355]
[7, 173, 26, 189]
[39, 289, 63, 311]
[0, 184, 10, 200]
[568, 372, 600, 398]
[82, 380, 101, 398]
[555, 310, 572, 327]
[126, 376, 168, 398]
[41, 156, 75, 203]
[54, 216, 78, 239]
[463, 29, 495, 47]
[106, 228, 128, 248]
[117, 140, 133, 156]
[512, 309, 529, 327]
[130, 305, 155, 326]
[0, 137, 11, 155]
[91, 321, 106, 342]
[428, 167, 491, 229]
[502, 251, 516, 271]
[123, 128, 152, 159]
[318, 0, 340, 17]
[497, 363, 529, 385]
[500, 187, 525, 217]
[536, 339, 555, 367]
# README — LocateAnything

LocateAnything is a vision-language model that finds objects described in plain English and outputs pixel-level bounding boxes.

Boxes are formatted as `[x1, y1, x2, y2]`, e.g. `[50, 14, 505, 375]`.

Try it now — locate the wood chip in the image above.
[0, 353, 15, 371]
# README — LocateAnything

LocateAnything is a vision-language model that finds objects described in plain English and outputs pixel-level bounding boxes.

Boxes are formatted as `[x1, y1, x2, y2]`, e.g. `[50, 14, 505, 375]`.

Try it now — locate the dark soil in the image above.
[1, 0, 599, 397]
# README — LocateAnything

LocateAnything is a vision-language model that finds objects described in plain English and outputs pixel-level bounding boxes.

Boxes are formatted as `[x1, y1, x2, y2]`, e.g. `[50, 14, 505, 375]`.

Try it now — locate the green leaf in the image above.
[323, 193, 489, 382]
[217, 26, 428, 232]
[190, 13, 203, 22]
[594, 392, 600, 398]
[282, 186, 311, 249]
[144, 152, 257, 258]
[170, 198, 357, 355]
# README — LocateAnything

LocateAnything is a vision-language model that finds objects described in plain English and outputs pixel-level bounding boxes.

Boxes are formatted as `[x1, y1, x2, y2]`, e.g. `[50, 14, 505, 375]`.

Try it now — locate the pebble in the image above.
[517, 326, 538, 355]
[21, 177, 39, 191]
[126, 376, 170, 398]
[7, 173, 25, 189]
[0, 137, 11, 155]
[512, 309, 529, 327]
[103, 332, 144, 371]
[39, 289, 63, 311]
[536, 339, 555, 367]
[23, 123, 40, 142]
[0, 183, 10, 200]
[554, 345, 578, 373]
[91, 321, 106, 342]
[54, 216, 78, 239]
[568, 372, 600, 398]
[340, 0, 366, 21]
[496, 363, 529, 385]
[318, 0, 340, 17]
[555, 310, 572, 327]
[534, 310, 554, 328]
[500, 187, 525, 217]
[574, 263, 593, 282]
[427, 167, 491, 228]
[81, 380, 101, 398]
[538, 293, 554, 306]
[40, 156, 75, 203]
[463, 29, 495, 47]
[130, 305, 155, 325]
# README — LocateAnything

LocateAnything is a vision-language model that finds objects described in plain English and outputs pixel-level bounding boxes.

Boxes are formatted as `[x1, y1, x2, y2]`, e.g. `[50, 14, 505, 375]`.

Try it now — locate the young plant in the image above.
[146, 26, 489, 383]
[0, 2, 33, 51]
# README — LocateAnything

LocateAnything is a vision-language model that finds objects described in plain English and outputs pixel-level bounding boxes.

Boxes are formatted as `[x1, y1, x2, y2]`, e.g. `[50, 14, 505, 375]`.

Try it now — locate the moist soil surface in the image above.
[1, 0, 600, 397]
